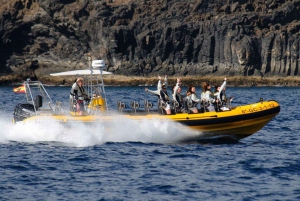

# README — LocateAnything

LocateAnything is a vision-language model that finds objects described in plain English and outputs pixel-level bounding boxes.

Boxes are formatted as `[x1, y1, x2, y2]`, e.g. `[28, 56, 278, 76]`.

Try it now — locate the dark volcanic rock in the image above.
[1, 0, 300, 83]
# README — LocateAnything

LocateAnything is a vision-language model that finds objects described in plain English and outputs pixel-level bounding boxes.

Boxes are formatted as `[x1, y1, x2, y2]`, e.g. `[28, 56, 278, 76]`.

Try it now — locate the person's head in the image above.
[214, 84, 220, 93]
[202, 82, 211, 92]
[187, 84, 196, 93]
[76, 77, 84, 86]
[177, 86, 182, 93]
[162, 84, 167, 91]
[173, 85, 182, 94]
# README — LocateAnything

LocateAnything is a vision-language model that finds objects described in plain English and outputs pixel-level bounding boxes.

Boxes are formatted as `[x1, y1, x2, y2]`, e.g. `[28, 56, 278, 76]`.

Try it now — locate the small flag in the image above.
[13, 85, 25, 93]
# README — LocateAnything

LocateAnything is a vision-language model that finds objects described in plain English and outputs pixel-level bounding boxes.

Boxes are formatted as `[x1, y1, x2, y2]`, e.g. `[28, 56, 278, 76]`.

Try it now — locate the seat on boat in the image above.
[144, 100, 153, 114]
[35, 95, 43, 108]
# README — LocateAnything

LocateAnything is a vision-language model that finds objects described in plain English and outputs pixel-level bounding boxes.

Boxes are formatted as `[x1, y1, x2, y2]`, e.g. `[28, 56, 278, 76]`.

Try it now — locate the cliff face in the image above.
[1, 0, 300, 82]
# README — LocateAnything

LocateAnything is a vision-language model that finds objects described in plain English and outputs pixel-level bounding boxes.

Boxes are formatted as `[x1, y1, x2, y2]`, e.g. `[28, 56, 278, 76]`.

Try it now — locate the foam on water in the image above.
[0, 112, 201, 147]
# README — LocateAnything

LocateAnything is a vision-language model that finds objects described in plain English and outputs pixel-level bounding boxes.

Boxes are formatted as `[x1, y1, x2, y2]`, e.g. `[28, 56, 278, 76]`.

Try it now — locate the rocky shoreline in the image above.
[100, 75, 300, 87]
[2, 74, 300, 87]
[2, 0, 300, 80]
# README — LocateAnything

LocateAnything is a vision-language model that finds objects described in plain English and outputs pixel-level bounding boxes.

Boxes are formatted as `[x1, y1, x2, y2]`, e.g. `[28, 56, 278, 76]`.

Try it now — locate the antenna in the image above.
[92, 60, 106, 70]
[88, 57, 92, 69]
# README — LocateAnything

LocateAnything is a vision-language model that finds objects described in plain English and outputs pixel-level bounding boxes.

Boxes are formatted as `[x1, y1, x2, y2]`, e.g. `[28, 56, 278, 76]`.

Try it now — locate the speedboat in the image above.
[12, 60, 280, 141]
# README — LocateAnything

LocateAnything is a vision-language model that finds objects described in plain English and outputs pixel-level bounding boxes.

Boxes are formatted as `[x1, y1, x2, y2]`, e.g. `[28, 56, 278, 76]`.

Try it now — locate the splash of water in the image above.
[0, 112, 202, 147]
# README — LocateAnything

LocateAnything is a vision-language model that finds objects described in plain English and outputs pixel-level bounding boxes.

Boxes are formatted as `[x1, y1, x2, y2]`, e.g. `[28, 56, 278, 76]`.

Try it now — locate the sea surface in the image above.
[0, 85, 299, 200]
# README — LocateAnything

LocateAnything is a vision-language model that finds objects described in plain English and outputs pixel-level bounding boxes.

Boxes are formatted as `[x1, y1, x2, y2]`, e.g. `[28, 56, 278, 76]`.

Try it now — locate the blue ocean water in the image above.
[0, 85, 299, 200]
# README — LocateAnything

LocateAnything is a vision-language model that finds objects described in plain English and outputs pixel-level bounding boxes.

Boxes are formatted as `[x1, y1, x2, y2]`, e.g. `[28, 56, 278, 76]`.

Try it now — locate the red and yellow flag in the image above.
[13, 85, 25, 93]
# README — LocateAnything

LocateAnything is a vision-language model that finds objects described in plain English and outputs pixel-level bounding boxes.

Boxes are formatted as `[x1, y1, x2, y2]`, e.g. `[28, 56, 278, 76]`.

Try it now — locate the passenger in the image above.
[213, 84, 222, 112]
[145, 75, 171, 114]
[214, 78, 229, 111]
[201, 82, 215, 112]
[186, 84, 201, 113]
[70, 77, 90, 115]
[172, 78, 184, 113]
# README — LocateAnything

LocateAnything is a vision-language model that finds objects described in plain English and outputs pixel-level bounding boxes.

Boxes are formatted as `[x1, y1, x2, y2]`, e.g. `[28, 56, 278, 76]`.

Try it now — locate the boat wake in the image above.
[0, 113, 201, 147]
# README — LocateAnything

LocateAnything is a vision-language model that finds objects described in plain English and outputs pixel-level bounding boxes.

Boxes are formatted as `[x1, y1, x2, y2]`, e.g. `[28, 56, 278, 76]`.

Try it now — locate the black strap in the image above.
[76, 83, 86, 98]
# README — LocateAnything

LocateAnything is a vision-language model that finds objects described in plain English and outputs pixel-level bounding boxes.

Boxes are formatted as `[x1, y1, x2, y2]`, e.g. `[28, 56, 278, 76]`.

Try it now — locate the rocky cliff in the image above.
[1, 0, 300, 83]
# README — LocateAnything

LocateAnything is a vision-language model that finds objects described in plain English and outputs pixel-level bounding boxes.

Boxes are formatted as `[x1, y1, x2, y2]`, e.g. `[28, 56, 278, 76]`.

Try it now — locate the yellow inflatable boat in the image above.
[12, 60, 280, 140]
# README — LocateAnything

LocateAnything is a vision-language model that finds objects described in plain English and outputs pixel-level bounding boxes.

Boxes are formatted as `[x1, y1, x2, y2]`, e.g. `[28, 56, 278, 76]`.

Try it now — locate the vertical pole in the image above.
[100, 69, 108, 112]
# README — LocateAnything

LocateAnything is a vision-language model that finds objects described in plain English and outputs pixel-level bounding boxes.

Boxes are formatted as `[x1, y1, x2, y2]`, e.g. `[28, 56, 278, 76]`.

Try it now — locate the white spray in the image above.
[0, 112, 202, 147]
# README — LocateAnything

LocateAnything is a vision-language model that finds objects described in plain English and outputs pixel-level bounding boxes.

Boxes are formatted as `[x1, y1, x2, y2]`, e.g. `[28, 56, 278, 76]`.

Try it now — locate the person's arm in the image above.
[218, 78, 227, 101]
[200, 92, 205, 100]
[163, 75, 168, 88]
[146, 88, 160, 96]
[71, 83, 78, 100]
[157, 76, 162, 91]
[172, 83, 179, 101]
[145, 76, 162, 96]
[191, 94, 201, 102]
[177, 77, 182, 86]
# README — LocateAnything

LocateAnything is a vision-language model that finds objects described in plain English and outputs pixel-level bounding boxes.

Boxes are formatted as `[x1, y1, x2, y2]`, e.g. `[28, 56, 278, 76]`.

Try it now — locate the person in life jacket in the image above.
[201, 82, 215, 112]
[214, 78, 229, 111]
[70, 77, 90, 115]
[186, 84, 201, 113]
[172, 78, 185, 113]
[145, 75, 171, 114]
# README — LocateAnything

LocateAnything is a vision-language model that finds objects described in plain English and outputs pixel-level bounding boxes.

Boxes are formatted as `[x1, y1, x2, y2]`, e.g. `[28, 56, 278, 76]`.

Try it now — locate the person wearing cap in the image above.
[145, 75, 171, 114]
[70, 77, 90, 115]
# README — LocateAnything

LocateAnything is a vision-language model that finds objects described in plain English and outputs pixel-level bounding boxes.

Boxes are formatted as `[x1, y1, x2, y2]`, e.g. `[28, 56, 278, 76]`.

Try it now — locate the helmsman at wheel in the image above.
[70, 77, 89, 115]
